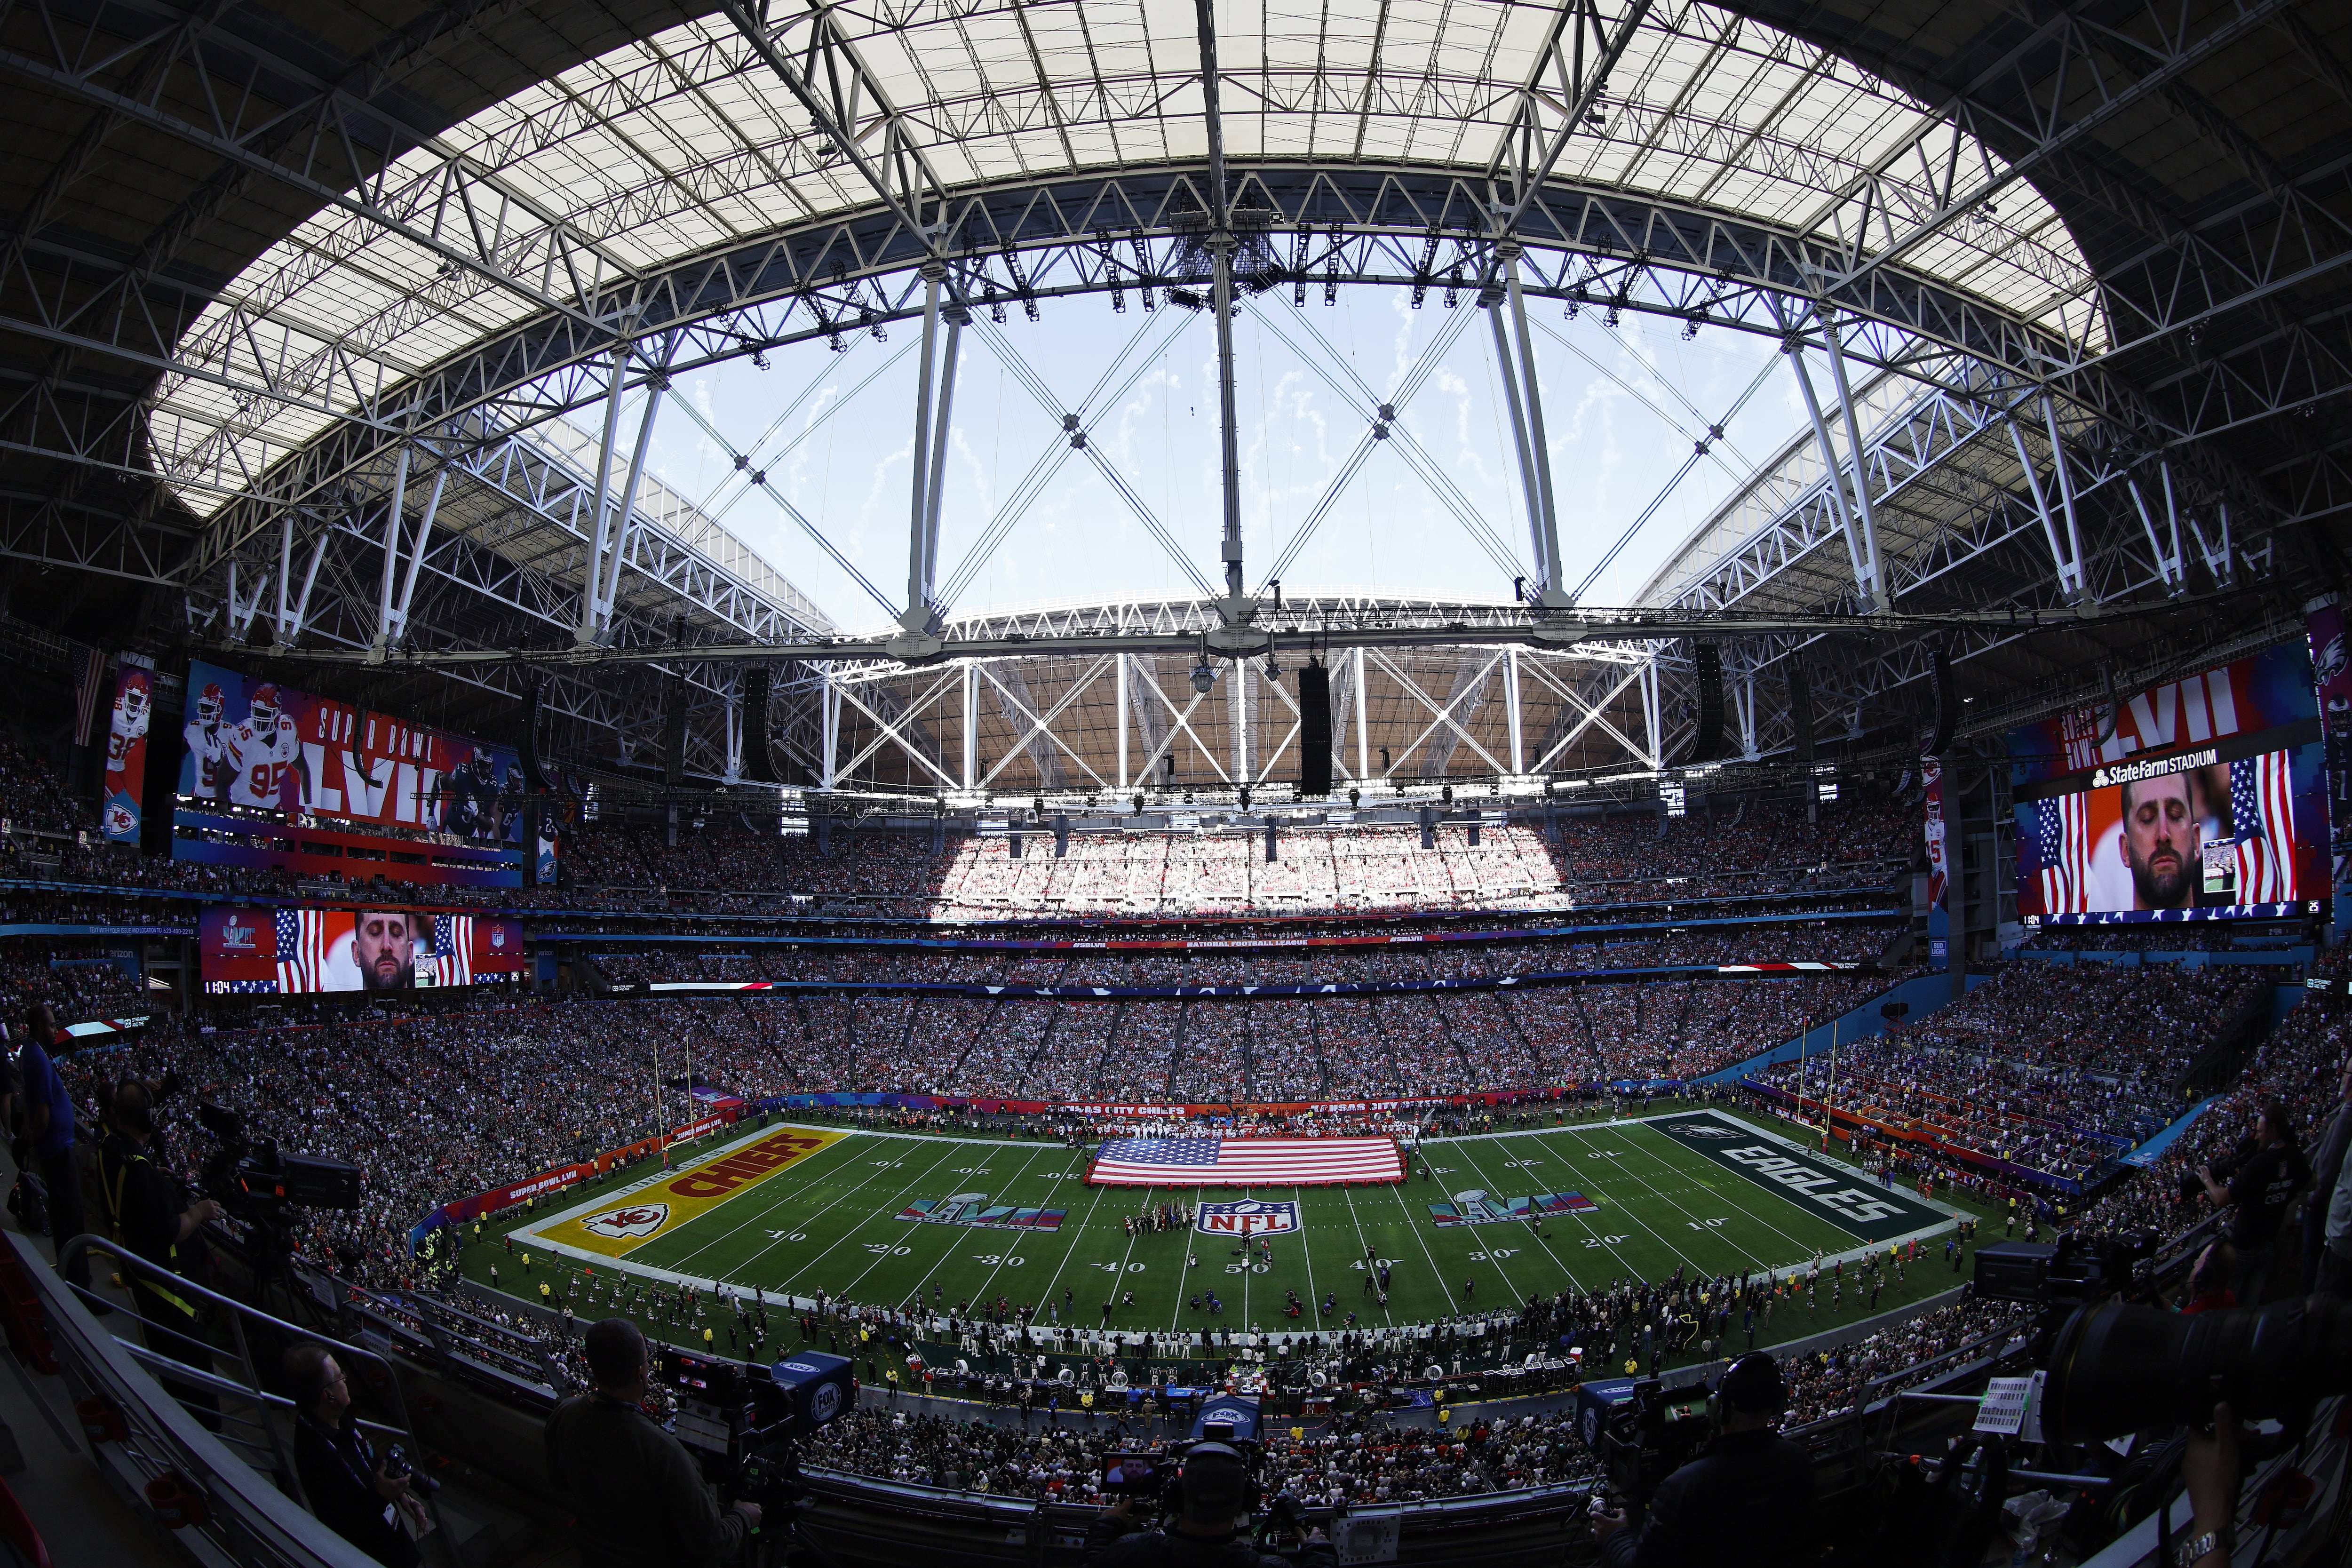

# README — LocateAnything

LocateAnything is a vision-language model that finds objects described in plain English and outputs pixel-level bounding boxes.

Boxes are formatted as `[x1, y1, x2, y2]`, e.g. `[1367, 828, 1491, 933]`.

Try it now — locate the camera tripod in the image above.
[744, 1493, 846, 1568]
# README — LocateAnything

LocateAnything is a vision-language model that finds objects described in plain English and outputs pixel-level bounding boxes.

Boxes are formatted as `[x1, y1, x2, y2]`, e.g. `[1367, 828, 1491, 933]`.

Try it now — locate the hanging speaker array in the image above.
[1297, 658, 1333, 796]
[662, 673, 688, 785]
[520, 680, 549, 793]
[1788, 664, 1814, 767]
[1686, 642, 1724, 763]
[742, 666, 777, 783]
[1925, 642, 1958, 756]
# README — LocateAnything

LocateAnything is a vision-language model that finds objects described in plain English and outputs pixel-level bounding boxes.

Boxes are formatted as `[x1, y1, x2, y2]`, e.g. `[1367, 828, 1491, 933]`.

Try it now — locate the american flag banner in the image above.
[1088, 1136, 1403, 1187]
[2231, 751, 2298, 904]
[273, 908, 327, 993]
[67, 644, 107, 747]
[2034, 794, 2092, 913]
[428, 915, 474, 987]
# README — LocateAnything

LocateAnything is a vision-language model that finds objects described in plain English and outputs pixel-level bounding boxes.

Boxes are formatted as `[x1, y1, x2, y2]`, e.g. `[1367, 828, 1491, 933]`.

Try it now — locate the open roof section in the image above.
[150, 0, 2095, 534]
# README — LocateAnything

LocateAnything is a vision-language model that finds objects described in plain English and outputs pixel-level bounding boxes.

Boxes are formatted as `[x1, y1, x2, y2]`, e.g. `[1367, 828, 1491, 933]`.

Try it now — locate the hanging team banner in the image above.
[2012, 645, 2325, 925]
[2310, 597, 2352, 929]
[178, 659, 522, 840]
[100, 659, 154, 844]
[1921, 756, 1950, 965]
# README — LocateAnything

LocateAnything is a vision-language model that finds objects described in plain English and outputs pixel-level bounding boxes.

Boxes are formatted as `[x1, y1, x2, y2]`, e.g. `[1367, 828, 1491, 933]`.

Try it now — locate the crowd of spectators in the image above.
[1751, 963, 2267, 1182]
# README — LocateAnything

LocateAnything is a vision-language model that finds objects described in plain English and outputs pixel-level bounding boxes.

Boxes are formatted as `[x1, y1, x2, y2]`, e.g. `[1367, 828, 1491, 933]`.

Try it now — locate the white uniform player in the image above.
[183, 682, 231, 800]
[226, 683, 302, 809]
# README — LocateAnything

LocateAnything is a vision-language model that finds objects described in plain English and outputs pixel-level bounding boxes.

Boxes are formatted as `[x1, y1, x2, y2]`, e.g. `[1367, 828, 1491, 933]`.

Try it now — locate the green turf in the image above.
[463, 1109, 1992, 1358]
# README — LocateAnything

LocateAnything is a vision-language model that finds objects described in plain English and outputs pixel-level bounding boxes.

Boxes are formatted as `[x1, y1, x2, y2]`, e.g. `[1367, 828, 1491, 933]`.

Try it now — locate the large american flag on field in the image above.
[274, 908, 327, 993]
[2034, 793, 2093, 914]
[2231, 751, 2297, 904]
[1088, 1136, 1404, 1186]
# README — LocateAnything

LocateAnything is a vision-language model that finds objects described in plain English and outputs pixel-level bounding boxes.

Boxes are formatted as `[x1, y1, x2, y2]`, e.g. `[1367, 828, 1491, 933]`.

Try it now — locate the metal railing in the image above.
[0, 1231, 379, 1566]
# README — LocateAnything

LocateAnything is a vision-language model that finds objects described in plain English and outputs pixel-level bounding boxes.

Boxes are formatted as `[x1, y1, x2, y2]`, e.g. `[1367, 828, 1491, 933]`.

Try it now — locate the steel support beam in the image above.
[1820, 318, 1887, 610]
[1782, 342, 1878, 609]
[371, 442, 411, 654]
[597, 372, 669, 632]
[1501, 248, 1568, 604]
[389, 466, 448, 648]
[577, 341, 632, 645]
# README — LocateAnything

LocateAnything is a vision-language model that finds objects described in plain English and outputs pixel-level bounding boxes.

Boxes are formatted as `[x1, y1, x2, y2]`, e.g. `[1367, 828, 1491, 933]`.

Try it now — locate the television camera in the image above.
[1097, 1425, 1314, 1554]
[1578, 1377, 1713, 1512]
[195, 1103, 364, 1218]
[653, 1346, 856, 1566]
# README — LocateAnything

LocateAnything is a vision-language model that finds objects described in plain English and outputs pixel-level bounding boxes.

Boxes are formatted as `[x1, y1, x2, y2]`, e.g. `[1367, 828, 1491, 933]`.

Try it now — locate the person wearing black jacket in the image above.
[98, 1077, 223, 1425]
[1085, 1442, 1333, 1568]
[284, 1342, 418, 1568]
[544, 1318, 759, 1567]
[2197, 1097, 2310, 1307]
[1591, 1354, 1815, 1568]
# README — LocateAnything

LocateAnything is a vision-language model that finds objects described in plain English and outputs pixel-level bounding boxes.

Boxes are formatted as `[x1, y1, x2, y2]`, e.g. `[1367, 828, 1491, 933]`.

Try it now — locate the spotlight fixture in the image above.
[1239, 784, 1252, 810]
[1191, 659, 1215, 695]
[1132, 794, 1144, 814]
[1348, 787, 1361, 810]
[1442, 785, 1454, 804]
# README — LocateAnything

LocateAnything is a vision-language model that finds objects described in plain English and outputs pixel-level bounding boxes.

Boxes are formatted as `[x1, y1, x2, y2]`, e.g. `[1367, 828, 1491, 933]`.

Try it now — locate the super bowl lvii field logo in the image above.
[897, 1193, 1068, 1231]
[1194, 1199, 1300, 1237]
[1427, 1188, 1595, 1226]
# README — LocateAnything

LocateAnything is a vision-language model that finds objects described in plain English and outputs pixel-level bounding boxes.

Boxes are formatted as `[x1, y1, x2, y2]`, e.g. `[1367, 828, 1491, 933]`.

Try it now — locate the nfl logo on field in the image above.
[1195, 1199, 1300, 1237]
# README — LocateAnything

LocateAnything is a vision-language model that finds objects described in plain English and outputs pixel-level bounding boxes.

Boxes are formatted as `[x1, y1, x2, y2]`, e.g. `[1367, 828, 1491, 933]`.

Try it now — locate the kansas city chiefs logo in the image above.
[583, 1203, 670, 1239]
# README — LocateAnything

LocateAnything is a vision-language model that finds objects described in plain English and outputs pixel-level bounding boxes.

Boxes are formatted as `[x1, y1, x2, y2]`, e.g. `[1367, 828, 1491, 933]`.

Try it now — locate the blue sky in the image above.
[609, 291, 1812, 633]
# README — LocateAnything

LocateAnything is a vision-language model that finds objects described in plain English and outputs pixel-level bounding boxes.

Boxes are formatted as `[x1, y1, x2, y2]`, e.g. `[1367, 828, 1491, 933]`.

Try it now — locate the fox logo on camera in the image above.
[769, 1351, 855, 1436]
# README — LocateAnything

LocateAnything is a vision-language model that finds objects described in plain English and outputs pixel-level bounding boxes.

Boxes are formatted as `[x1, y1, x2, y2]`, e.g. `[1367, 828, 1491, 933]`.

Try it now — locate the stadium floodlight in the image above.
[1191, 659, 1215, 694]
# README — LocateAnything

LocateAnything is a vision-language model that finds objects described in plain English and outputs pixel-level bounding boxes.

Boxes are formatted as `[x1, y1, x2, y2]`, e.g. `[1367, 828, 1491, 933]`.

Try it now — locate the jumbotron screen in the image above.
[200, 907, 526, 995]
[2010, 645, 2326, 924]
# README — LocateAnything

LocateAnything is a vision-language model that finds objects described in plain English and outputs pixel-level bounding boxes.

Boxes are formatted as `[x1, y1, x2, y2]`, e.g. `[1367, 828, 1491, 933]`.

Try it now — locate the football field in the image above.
[476, 1109, 1975, 1341]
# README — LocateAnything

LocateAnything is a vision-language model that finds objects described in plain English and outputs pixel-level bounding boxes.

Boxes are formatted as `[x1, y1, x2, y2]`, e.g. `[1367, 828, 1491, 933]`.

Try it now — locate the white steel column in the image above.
[961, 661, 978, 789]
[1820, 318, 1885, 610]
[820, 669, 839, 791]
[1785, 344, 1875, 605]
[390, 466, 449, 647]
[1502, 246, 1565, 603]
[2006, 416, 2080, 599]
[372, 442, 412, 653]
[598, 375, 668, 628]
[904, 263, 945, 631]
[274, 511, 292, 646]
[1639, 660, 1663, 768]
[577, 339, 632, 644]
[1503, 646, 1525, 774]
[1195, 0, 1246, 612]
[2042, 396, 2087, 594]
[1116, 652, 1130, 790]
[1487, 303, 1547, 581]
[1353, 645, 1370, 784]
[1232, 663, 1250, 784]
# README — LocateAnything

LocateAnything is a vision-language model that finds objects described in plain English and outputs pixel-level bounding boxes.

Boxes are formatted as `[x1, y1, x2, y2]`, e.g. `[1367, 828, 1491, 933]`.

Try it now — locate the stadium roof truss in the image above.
[0, 0, 2344, 793]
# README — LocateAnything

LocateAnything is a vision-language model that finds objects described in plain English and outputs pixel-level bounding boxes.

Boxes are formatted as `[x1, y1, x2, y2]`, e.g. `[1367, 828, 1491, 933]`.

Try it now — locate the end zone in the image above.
[519, 1122, 850, 1260]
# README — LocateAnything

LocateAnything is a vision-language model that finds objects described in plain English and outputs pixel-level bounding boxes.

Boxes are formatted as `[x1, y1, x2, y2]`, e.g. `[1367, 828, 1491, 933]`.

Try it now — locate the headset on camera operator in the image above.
[1590, 1353, 1814, 1568]
[98, 1075, 226, 1424]
[1086, 1441, 1334, 1568]
[545, 1317, 761, 1567]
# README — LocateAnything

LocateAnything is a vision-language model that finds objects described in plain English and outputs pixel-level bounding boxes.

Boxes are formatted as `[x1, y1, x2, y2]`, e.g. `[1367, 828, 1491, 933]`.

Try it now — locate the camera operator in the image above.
[1590, 1354, 1814, 1568]
[544, 1318, 760, 1567]
[1085, 1442, 1333, 1568]
[283, 1341, 420, 1568]
[98, 1077, 225, 1425]
[2194, 1097, 2308, 1306]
